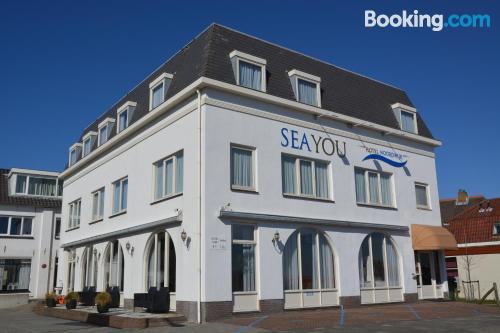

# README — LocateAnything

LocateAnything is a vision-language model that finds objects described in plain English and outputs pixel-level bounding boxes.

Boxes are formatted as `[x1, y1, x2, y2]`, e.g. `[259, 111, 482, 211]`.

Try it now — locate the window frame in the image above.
[230, 144, 257, 192]
[281, 154, 332, 201]
[415, 182, 431, 210]
[354, 167, 396, 208]
[68, 199, 82, 230]
[97, 118, 115, 147]
[152, 150, 184, 202]
[149, 73, 173, 110]
[69, 143, 82, 167]
[0, 216, 34, 237]
[288, 69, 322, 107]
[229, 50, 267, 92]
[54, 217, 61, 239]
[116, 101, 137, 133]
[391, 103, 418, 134]
[91, 187, 105, 222]
[14, 174, 61, 198]
[111, 177, 128, 216]
[82, 131, 97, 157]
[231, 224, 257, 293]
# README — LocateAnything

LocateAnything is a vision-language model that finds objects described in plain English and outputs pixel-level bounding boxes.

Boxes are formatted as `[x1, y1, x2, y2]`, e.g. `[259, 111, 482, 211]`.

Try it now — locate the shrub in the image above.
[95, 292, 112, 313]
[45, 292, 56, 301]
[64, 291, 80, 303]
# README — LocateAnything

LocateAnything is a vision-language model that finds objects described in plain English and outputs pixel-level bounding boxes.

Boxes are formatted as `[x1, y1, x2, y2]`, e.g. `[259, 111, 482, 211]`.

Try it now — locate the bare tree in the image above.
[460, 233, 478, 300]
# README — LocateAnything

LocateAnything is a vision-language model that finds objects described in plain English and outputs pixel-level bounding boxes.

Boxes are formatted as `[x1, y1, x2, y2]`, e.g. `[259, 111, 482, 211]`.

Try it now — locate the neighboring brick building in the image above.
[443, 192, 500, 300]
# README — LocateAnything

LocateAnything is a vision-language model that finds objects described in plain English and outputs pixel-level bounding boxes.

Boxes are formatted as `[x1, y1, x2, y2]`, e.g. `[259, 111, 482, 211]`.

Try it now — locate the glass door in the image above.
[416, 251, 440, 299]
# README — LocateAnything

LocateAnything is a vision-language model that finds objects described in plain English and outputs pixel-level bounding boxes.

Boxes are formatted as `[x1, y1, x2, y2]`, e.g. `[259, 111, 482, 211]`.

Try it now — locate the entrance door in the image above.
[415, 251, 442, 299]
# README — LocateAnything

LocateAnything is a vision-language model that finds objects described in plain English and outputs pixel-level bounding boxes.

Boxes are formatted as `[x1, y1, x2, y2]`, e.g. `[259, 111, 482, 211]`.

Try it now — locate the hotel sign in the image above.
[361, 146, 408, 168]
[280, 127, 347, 157]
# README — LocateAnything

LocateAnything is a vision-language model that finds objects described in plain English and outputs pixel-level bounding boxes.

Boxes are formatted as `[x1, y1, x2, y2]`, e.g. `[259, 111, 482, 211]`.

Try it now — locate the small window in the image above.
[231, 146, 255, 191]
[54, 218, 61, 239]
[0, 216, 34, 237]
[82, 132, 96, 157]
[415, 183, 430, 209]
[232, 225, 256, 292]
[15, 175, 27, 194]
[0, 259, 31, 291]
[0, 217, 8, 234]
[392, 104, 418, 134]
[69, 144, 82, 166]
[288, 69, 321, 107]
[149, 73, 173, 110]
[68, 199, 81, 229]
[91, 188, 105, 221]
[281, 155, 330, 200]
[229, 50, 266, 92]
[493, 224, 500, 235]
[153, 151, 183, 201]
[118, 109, 128, 132]
[117, 101, 136, 133]
[112, 177, 128, 215]
[27, 177, 57, 196]
[355, 168, 394, 207]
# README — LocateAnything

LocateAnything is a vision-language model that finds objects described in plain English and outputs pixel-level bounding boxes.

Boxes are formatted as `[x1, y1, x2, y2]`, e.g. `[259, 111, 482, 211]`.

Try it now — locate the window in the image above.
[153, 151, 183, 201]
[146, 231, 176, 291]
[15, 174, 60, 197]
[231, 146, 255, 190]
[68, 199, 81, 229]
[103, 241, 125, 291]
[392, 104, 417, 134]
[283, 228, 335, 290]
[67, 249, 76, 292]
[282, 155, 330, 199]
[69, 144, 82, 166]
[232, 225, 256, 292]
[493, 224, 500, 235]
[230, 50, 266, 92]
[91, 188, 105, 221]
[81, 246, 98, 288]
[118, 109, 128, 132]
[0, 259, 31, 291]
[98, 119, 115, 146]
[288, 69, 321, 107]
[83, 137, 92, 156]
[0, 216, 33, 237]
[54, 218, 61, 239]
[15, 175, 27, 193]
[355, 168, 394, 207]
[112, 177, 128, 214]
[415, 183, 430, 209]
[116, 101, 136, 133]
[359, 233, 400, 288]
[149, 73, 173, 110]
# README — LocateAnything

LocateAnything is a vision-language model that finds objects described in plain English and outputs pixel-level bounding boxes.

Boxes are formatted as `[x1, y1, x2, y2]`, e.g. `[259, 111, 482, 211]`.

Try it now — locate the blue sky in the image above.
[0, 0, 498, 199]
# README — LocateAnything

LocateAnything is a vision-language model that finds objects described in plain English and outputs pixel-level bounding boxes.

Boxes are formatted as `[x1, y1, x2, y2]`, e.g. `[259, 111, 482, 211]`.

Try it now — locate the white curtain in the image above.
[282, 156, 296, 194]
[299, 160, 313, 195]
[113, 182, 121, 214]
[175, 153, 183, 193]
[99, 126, 108, 145]
[18, 261, 30, 290]
[310, 232, 318, 289]
[99, 190, 105, 217]
[298, 79, 317, 106]
[283, 233, 299, 290]
[358, 238, 372, 288]
[165, 159, 174, 195]
[386, 238, 400, 287]
[15, 175, 26, 193]
[368, 173, 380, 204]
[239, 61, 261, 90]
[28, 177, 57, 196]
[319, 235, 335, 288]
[401, 111, 415, 132]
[111, 244, 118, 286]
[380, 174, 392, 206]
[355, 169, 366, 203]
[232, 148, 252, 187]
[242, 245, 255, 291]
[155, 161, 164, 199]
[315, 162, 328, 199]
[147, 243, 155, 288]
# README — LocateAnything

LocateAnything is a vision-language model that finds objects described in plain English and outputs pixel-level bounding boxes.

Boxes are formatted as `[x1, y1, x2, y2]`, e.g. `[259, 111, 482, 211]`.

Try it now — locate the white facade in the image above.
[58, 84, 447, 321]
[0, 168, 61, 307]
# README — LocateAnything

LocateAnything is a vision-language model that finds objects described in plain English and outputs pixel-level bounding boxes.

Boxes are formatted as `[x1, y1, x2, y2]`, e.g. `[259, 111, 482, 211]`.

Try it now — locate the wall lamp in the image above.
[181, 229, 188, 243]
[272, 231, 280, 246]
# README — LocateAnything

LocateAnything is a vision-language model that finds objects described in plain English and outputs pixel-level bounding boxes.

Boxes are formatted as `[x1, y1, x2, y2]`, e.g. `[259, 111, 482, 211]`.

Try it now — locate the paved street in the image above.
[1, 301, 500, 332]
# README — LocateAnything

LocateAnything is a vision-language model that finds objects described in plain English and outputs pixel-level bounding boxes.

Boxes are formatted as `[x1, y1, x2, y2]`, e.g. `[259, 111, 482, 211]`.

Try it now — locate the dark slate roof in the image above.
[440, 196, 485, 225]
[0, 169, 62, 209]
[446, 198, 500, 244]
[73, 24, 435, 164]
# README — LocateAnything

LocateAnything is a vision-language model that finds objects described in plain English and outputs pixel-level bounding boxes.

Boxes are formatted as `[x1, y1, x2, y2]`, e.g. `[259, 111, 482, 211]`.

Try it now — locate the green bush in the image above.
[65, 292, 80, 303]
[95, 292, 112, 307]
[45, 292, 56, 301]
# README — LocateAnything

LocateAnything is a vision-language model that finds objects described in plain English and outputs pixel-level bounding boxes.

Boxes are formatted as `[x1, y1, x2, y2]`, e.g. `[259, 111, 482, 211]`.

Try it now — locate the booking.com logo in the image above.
[365, 10, 491, 31]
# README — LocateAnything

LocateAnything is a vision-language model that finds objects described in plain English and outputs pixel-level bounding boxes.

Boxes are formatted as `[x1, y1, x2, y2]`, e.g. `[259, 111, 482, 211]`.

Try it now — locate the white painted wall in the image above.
[455, 253, 500, 300]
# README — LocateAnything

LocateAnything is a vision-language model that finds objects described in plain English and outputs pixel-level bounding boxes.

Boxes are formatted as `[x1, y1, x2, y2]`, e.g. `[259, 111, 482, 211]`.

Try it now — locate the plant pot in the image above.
[65, 299, 77, 310]
[46, 298, 57, 307]
[96, 304, 110, 313]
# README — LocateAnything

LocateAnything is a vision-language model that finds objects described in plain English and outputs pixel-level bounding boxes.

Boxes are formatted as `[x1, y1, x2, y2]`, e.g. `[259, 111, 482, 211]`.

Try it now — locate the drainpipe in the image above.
[196, 89, 202, 324]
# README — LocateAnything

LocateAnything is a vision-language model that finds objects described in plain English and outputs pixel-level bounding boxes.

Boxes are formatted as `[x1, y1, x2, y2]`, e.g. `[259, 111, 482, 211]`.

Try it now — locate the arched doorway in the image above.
[283, 228, 338, 308]
[103, 240, 124, 291]
[145, 231, 176, 310]
[358, 232, 402, 303]
[81, 245, 98, 289]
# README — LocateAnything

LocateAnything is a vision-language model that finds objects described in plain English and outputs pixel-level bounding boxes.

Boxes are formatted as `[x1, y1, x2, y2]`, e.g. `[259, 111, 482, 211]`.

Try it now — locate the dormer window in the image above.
[117, 101, 137, 133]
[98, 118, 115, 147]
[229, 50, 266, 92]
[82, 131, 97, 157]
[391, 103, 418, 134]
[149, 73, 173, 110]
[288, 69, 321, 107]
[69, 143, 82, 166]
[12, 172, 60, 197]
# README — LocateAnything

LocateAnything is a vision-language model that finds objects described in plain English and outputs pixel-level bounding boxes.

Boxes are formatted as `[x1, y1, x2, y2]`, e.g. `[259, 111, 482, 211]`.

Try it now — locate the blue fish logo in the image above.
[362, 154, 407, 168]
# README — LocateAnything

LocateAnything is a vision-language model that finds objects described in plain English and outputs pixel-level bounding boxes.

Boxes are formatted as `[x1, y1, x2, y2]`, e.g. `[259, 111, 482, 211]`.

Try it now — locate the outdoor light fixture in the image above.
[181, 229, 187, 242]
[272, 231, 280, 245]
[126, 242, 131, 251]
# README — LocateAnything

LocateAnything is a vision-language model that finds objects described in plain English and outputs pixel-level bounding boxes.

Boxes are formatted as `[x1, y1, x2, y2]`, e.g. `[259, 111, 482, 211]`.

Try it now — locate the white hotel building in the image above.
[58, 24, 456, 322]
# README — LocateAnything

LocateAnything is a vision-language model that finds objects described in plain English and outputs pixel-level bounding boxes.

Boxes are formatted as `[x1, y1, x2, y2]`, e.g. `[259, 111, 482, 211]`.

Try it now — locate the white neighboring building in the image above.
[57, 24, 456, 322]
[0, 168, 61, 307]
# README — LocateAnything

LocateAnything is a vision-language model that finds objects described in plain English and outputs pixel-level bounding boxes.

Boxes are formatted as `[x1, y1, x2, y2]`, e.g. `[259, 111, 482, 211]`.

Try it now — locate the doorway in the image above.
[415, 251, 443, 299]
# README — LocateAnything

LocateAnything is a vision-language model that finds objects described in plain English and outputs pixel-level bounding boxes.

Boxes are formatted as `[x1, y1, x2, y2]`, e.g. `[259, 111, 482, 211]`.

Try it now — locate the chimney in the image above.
[456, 189, 469, 206]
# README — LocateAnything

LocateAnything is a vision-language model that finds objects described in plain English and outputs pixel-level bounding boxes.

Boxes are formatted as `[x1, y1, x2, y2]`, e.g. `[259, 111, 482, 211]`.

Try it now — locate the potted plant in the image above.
[95, 292, 112, 313]
[45, 292, 57, 307]
[65, 292, 80, 310]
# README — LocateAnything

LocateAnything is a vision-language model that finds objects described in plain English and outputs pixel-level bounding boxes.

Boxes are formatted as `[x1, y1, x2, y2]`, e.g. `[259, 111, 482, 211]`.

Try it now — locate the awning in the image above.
[411, 224, 458, 250]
